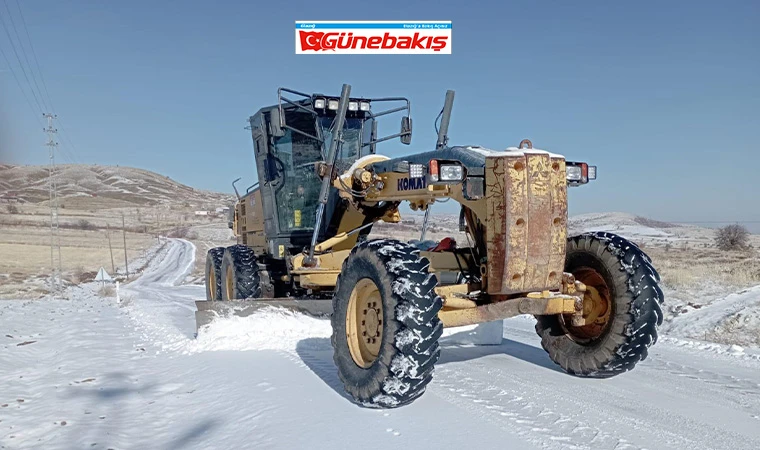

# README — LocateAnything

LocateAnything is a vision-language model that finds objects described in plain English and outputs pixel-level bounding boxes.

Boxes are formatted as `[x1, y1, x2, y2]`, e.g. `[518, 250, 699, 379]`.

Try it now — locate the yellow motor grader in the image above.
[198, 84, 664, 408]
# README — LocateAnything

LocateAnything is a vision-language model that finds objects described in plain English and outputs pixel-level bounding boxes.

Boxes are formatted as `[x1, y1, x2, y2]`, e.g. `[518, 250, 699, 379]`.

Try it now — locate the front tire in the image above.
[220, 245, 261, 300]
[331, 239, 443, 408]
[535, 232, 664, 377]
[205, 247, 225, 301]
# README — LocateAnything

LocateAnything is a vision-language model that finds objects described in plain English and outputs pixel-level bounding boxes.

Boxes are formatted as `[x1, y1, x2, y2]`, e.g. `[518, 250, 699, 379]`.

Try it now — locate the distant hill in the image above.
[0, 163, 235, 209]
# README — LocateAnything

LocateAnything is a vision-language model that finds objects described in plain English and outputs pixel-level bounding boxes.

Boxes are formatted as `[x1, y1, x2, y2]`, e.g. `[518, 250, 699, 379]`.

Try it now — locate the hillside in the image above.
[0, 163, 234, 209]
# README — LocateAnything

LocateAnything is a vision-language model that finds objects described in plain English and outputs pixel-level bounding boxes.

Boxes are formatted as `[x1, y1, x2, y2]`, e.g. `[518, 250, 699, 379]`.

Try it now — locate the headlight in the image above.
[409, 163, 425, 178]
[313, 98, 326, 109]
[359, 101, 370, 111]
[327, 99, 339, 110]
[348, 101, 358, 111]
[566, 166, 582, 182]
[439, 164, 464, 181]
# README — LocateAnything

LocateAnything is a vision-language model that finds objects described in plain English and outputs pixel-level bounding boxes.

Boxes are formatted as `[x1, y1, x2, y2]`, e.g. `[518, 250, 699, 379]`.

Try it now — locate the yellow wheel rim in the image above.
[346, 278, 384, 368]
[208, 268, 217, 300]
[225, 264, 235, 300]
[562, 267, 612, 342]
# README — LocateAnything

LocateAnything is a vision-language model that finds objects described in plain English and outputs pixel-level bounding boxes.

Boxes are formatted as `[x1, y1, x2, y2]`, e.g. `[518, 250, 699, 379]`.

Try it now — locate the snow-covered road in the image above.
[2, 238, 760, 450]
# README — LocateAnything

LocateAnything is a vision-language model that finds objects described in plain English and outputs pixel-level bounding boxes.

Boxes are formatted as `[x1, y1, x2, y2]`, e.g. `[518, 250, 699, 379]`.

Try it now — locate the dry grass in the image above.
[0, 223, 155, 299]
[647, 246, 760, 290]
[704, 315, 760, 347]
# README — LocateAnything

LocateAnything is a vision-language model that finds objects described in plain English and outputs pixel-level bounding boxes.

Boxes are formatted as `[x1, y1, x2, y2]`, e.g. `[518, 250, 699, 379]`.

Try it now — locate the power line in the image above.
[56, 118, 81, 164]
[0, 4, 45, 114]
[2, 0, 48, 112]
[13, 0, 55, 114]
[1, 1, 83, 164]
[0, 42, 43, 126]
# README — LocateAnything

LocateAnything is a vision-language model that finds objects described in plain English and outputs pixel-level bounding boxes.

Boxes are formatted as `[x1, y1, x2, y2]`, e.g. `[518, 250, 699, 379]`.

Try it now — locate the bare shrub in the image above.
[98, 285, 115, 297]
[79, 219, 98, 230]
[715, 224, 750, 251]
[60, 219, 98, 231]
[124, 225, 148, 233]
[125, 225, 148, 233]
[167, 227, 192, 238]
[6, 204, 19, 214]
[66, 266, 85, 285]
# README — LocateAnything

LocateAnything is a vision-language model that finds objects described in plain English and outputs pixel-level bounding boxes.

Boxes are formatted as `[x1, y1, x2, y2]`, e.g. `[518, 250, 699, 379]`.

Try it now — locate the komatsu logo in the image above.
[295, 21, 452, 54]
[398, 177, 427, 191]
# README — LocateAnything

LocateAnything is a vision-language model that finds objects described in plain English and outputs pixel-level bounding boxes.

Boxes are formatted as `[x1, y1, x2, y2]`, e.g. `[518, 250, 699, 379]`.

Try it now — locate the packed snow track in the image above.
[2, 239, 760, 449]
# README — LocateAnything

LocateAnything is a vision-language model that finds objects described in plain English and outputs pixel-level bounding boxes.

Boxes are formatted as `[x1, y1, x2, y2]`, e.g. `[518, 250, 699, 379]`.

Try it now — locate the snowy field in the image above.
[2, 238, 760, 449]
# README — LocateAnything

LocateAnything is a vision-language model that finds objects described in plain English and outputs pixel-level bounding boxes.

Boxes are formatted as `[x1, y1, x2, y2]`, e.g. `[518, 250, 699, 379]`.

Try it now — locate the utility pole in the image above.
[106, 223, 115, 274]
[44, 113, 62, 294]
[122, 214, 129, 279]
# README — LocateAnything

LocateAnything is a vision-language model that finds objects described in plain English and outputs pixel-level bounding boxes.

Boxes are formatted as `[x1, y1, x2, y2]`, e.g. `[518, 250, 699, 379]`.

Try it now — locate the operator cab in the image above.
[247, 89, 411, 259]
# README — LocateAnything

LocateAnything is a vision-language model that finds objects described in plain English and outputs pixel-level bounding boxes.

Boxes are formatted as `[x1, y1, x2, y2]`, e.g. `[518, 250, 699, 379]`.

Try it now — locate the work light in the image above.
[359, 101, 370, 111]
[313, 98, 326, 109]
[348, 101, 359, 111]
[409, 163, 425, 179]
[566, 165, 583, 182]
[439, 164, 464, 181]
[565, 162, 597, 186]
[328, 99, 339, 110]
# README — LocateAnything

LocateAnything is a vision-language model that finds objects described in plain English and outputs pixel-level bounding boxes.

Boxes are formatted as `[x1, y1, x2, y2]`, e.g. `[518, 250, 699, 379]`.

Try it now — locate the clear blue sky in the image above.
[1, 0, 758, 226]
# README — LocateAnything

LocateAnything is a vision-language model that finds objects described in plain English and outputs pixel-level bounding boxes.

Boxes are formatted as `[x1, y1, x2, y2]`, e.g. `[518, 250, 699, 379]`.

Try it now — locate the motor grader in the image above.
[199, 84, 664, 408]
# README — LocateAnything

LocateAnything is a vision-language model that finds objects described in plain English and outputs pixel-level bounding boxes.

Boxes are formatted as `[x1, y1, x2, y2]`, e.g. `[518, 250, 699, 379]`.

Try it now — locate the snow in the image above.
[664, 284, 760, 347]
[2, 239, 760, 449]
[465, 145, 565, 159]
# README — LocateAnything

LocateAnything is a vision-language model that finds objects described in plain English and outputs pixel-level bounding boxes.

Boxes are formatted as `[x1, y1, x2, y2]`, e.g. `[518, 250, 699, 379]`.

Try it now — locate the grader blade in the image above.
[194, 299, 333, 331]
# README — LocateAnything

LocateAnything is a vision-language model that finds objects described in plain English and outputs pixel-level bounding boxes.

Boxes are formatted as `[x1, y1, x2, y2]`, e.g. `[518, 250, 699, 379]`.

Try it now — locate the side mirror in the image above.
[400, 116, 412, 145]
[269, 107, 286, 138]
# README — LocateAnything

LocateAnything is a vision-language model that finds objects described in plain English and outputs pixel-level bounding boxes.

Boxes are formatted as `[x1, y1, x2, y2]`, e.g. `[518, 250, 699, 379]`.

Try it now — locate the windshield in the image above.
[271, 113, 372, 234]
[319, 116, 373, 173]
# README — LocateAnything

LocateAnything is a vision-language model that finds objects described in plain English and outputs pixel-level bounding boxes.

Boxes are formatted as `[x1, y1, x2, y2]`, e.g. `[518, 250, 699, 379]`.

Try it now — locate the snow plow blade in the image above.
[194, 299, 333, 331]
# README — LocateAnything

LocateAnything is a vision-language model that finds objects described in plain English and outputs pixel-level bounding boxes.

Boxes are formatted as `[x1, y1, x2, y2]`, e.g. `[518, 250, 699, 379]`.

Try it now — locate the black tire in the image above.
[331, 239, 443, 408]
[535, 231, 664, 377]
[205, 247, 225, 301]
[220, 244, 261, 300]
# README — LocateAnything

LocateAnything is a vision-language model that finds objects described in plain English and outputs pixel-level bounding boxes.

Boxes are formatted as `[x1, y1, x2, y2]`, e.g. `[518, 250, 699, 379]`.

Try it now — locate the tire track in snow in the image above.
[122, 239, 202, 353]
[430, 365, 648, 450]
[506, 322, 760, 408]
[490, 323, 760, 449]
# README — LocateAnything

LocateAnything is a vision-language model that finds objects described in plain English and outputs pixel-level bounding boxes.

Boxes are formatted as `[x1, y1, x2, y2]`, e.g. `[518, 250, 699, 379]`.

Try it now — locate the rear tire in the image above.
[331, 239, 443, 408]
[535, 231, 664, 377]
[220, 245, 261, 300]
[205, 247, 225, 301]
